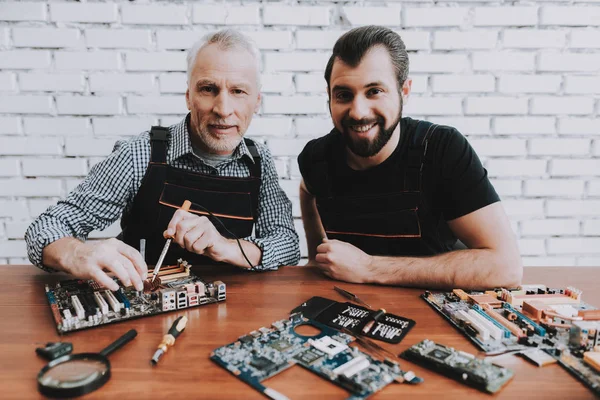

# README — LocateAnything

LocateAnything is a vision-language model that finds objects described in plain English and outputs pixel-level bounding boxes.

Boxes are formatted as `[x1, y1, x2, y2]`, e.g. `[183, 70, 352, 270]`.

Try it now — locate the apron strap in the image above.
[243, 138, 262, 179]
[404, 121, 438, 191]
[149, 126, 170, 164]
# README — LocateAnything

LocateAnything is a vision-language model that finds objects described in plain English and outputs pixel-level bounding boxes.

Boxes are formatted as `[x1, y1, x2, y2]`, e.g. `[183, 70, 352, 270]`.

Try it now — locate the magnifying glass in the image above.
[37, 329, 137, 398]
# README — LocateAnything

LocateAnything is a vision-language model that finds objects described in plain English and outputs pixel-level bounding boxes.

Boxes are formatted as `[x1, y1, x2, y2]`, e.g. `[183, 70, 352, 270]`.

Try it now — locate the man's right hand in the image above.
[43, 238, 147, 291]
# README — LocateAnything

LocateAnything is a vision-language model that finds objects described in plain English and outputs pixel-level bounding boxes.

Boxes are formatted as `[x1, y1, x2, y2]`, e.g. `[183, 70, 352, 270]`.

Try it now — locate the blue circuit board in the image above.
[210, 313, 422, 400]
[422, 286, 597, 355]
[423, 286, 600, 397]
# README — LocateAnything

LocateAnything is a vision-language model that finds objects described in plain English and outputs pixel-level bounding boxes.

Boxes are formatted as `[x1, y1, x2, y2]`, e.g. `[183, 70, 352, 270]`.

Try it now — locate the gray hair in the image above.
[186, 29, 261, 87]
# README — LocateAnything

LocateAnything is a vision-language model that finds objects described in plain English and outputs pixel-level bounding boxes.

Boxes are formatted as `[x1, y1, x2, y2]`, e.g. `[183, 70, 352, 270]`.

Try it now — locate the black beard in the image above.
[341, 109, 402, 158]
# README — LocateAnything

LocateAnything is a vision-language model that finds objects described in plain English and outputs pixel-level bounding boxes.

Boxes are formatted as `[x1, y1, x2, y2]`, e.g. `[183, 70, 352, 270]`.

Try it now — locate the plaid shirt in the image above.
[25, 115, 300, 271]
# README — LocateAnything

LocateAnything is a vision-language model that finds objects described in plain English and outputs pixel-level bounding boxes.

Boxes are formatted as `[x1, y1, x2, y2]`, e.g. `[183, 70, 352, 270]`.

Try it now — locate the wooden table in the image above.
[1, 265, 598, 400]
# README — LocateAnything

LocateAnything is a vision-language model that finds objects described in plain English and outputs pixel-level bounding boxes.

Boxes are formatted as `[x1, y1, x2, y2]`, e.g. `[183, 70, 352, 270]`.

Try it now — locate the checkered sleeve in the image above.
[244, 144, 300, 270]
[24, 139, 138, 271]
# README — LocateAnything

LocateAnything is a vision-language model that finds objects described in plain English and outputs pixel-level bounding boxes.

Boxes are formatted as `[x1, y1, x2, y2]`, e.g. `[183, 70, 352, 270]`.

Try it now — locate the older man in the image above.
[26, 29, 300, 291]
[298, 26, 521, 289]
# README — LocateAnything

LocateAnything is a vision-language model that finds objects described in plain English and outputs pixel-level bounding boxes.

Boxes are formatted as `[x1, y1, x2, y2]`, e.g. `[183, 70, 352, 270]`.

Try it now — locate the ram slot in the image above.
[503, 303, 546, 336]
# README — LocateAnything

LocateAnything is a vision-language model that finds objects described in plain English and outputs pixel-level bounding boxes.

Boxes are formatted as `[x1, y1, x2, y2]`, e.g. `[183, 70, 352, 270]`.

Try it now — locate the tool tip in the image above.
[151, 349, 163, 365]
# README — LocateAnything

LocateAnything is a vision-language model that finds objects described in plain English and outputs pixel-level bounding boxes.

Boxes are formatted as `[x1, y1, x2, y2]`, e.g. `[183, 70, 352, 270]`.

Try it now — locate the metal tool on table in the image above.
[151, 200, 192, 282]
[334, 285, 372, 309]
[151, 315, 188, 365]
[37, 329, 137, 398]
[333, 286, 387, 335]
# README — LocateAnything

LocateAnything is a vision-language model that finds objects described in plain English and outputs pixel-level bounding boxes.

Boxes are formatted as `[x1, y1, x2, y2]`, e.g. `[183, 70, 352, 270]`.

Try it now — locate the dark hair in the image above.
[324, 25, 409, 94]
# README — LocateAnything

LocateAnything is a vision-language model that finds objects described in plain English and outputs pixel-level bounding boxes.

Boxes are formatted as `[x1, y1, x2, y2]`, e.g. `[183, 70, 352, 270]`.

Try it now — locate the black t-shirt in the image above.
[298, 117, 500, 223]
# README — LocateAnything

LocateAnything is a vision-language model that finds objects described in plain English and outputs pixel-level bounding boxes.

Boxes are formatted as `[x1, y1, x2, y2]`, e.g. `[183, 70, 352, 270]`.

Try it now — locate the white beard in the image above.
[197, 128, 243, 154]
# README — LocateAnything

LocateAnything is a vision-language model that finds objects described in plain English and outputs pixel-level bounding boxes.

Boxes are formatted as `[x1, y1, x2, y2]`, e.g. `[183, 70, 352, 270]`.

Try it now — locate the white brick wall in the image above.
[193, 5, 260, 25]
[0, 1, 598, 267]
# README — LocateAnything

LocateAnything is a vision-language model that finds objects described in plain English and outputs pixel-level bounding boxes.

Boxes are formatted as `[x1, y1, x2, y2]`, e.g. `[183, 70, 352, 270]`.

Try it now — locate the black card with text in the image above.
[291, 296, 415, 344]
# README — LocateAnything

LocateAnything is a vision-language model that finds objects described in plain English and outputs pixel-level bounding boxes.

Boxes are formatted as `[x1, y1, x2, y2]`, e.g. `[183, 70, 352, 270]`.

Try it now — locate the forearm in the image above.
[220, 239, 263, 269]
[25, 212, 85, 271]
[369, 248, 522, 290]
[299, 184, 325, 261]
[41, 237, 84, 273]
[302, 212, 324, 261]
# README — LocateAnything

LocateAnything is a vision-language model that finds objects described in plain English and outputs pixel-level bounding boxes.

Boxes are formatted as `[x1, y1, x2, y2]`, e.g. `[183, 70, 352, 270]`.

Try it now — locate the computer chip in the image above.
[239, 335, 253, 344]
[294, 348, 325, 365]
[250, 356, 278, 374]
[269, 340, 292, 351]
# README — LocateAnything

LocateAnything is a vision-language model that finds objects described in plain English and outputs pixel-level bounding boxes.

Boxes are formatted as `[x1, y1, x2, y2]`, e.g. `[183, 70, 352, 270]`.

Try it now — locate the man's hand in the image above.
[165, 209, 233, 262]
[315, 239, 374, 283]
[56, 238, 147, 291]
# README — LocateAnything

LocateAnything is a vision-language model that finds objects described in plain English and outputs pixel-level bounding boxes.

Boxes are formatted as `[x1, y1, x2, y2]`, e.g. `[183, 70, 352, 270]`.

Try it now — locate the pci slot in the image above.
[467, 309, 504, 340]
[481, 304, 525, 338]
[457, 310, 491, 341]
[472, 305, 511, 338]
[103, 290, 121, 312]
[71, 295, 85, 319]
[93, 291, 109, 315]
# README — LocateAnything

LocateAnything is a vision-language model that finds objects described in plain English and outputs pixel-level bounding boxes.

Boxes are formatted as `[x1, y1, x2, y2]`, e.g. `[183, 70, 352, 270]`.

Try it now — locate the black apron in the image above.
[119, 126, 261, 265]
[315, 121, 456, 256]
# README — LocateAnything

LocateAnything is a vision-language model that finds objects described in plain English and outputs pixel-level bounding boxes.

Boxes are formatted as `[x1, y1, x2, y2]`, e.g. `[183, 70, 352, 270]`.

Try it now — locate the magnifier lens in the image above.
[39, 358, 108, 389]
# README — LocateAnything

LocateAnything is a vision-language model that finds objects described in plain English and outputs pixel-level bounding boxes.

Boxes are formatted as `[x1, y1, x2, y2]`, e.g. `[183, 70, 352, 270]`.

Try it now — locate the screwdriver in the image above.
[151, 200, 192, 282]
[151, 315, 188, 365]
[362, 308, 387, 335]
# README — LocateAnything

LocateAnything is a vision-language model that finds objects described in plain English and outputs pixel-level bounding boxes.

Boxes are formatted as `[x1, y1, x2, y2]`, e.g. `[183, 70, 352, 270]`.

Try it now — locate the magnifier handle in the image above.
[100, 329, 138, 357]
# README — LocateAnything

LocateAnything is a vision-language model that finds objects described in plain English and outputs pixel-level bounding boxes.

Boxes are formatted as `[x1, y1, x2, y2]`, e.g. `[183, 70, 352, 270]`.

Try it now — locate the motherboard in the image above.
[45, 259, 226, 334]
[401, 339, 514, 393]
[423, 284, 600, 396]
[211, 313, 422, 400]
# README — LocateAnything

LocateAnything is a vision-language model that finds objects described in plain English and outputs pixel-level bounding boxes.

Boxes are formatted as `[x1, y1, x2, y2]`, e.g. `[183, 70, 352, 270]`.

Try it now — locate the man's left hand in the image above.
[165, 209, 233, 262]
[315, 239, 374, 283]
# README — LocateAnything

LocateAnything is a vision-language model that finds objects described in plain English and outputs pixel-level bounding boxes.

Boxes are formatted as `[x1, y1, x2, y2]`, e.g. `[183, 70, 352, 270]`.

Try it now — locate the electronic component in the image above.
[569, 321, 600, 350]
[268, 340, 292, 352]
[579, 310, 600, 320]
[423, 285, 600, 397]
[44, 259, 225, 334]
[518, 349, 557, 367]
[215, 280, 226, 301]
[584, 352, 600, 373]
[423, 286, 597, 354]
[332, 355, 370, 378]
[293, 348, 325, 365]
[401, 340, 513, 393]
[176, 289, 188, 309]
[545, 348, 600, 397]
[35, 342, 73, 361]
[309, 335, 348, 357]
[211, 314, 422, 400]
